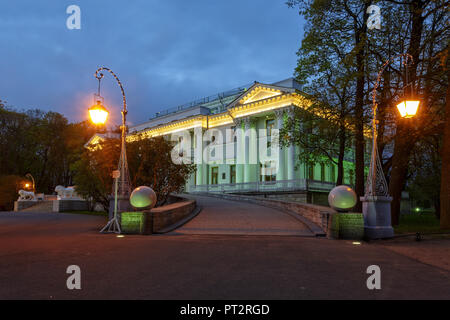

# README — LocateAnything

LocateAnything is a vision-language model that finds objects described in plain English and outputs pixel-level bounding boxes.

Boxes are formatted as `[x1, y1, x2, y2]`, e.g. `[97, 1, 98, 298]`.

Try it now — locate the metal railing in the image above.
[150, 83, 252, 119]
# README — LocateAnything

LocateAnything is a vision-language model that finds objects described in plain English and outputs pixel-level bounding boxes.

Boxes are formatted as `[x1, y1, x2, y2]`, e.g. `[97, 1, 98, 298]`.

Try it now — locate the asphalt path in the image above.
[175, 194, 313, 236]
[0, 208, 449, 299]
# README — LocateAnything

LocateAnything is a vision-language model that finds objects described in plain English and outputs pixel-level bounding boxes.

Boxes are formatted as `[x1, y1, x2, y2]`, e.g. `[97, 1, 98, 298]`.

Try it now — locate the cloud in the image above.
[0, 0, 304, 125]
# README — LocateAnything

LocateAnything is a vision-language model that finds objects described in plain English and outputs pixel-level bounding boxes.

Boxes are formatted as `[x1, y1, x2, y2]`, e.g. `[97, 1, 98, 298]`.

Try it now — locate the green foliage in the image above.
[73, 135, 195, 211]
[407, 137, 442, 218]
[284, 0, 362, 185]
[72, 138, 120, 212]
[0, 175, 24, 211]
[128, 135, 195, 206]
[288, 0, 449, 219]
[394, 213, 450, 235]
[0, 106, 97, 195]
[281, 100, 354, 184]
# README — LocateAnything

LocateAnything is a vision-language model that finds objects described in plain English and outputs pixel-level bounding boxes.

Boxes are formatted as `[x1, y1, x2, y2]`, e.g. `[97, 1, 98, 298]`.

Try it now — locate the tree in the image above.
[288, 0, 448, 225]
[72, 138, 120, 211]
[440, 67, 450, 228]
[283, 0, 357, 185]
[0, 106, 97, 196]
[287, 0, 373, 208]
[342, 0, 371, 212]
[0, 175, 24, 211]
[128, 135, 195, 206]
[73, 135, 195, 211]
[408, 135, 441, 217]
[374, 0, 449, 225]
[281, 97, 354, 185]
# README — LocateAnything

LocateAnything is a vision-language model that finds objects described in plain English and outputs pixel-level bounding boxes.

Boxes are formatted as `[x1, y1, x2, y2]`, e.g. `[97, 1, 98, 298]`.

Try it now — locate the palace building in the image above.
[87, 78, 358, 204]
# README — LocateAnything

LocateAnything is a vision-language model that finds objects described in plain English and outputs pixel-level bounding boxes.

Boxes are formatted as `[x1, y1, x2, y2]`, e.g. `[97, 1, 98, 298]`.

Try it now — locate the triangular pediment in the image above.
[239, 87, 282, 104]
[226, 82, 296, 110]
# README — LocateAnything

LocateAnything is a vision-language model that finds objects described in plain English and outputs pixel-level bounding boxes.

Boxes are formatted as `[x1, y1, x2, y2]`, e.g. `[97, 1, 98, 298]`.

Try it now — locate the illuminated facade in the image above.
[87, 78, 358, 198]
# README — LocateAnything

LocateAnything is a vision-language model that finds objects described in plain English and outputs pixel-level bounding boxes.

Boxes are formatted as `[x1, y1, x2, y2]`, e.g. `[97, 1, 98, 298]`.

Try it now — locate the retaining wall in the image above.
[121, 199, 197, 234]
[53, 200, 89, 212]
[14, 201, 38, 211]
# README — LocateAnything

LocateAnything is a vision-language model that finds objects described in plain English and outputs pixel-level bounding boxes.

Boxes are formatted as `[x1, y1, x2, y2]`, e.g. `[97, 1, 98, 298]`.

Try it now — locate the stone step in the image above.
[20, 201, 53, 212]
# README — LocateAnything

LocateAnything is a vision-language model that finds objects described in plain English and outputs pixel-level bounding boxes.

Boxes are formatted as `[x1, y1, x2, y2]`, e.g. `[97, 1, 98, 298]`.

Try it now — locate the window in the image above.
[211, 167, 219, 185]
[308, 164, 315, 180]
[330, 165, 336, 183]
[231, 126, 237, 143]
[266, 119, 275, 136]
[261, 161, 276, 182]
[320, 163, 325, 182]
[230, 165, 236, 184]
[265, 119, 275, 156]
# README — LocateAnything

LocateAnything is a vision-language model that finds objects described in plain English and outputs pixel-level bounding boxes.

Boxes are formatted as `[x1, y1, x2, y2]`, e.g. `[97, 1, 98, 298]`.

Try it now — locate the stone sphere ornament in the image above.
[130, 186, 157, 209]
[328, 185, 357, 212]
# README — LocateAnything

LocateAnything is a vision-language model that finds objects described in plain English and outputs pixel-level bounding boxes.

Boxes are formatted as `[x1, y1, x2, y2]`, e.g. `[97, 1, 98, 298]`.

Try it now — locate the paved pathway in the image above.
[0, 211, 449, 299]
[175, 194, 313, 236]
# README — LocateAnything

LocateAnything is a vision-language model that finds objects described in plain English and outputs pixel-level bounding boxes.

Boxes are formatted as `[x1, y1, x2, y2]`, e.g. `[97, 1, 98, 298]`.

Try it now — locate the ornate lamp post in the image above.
[88, 67, 132, 234]
[362, 53, 419, 239]
[25, 173, 35, 193]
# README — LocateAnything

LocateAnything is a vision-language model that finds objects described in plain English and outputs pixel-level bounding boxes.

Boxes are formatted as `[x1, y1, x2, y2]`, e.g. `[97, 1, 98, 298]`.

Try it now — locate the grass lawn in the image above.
[394, 213, 450, 235]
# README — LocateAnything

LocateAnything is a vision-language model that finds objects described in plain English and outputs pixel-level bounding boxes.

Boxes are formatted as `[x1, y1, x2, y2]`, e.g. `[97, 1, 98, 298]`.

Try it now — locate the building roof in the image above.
[128, 77, 302, 134]
[87, 78, 311, 147]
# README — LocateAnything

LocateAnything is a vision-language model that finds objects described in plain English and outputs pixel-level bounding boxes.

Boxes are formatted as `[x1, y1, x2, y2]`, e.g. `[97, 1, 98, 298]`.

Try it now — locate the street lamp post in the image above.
[25, 173, 35, 193]
[361, 53, 419, 239]
[89, 67, 132, 234]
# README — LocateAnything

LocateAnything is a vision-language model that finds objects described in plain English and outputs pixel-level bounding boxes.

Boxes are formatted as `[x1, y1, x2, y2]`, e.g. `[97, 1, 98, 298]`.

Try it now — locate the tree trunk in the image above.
[337, 124, 346, 185]
[353, 2, 369, 212]
[389, 122, 414, 225]
[389, 0, 425, 225]
[440, 70, 450, 228]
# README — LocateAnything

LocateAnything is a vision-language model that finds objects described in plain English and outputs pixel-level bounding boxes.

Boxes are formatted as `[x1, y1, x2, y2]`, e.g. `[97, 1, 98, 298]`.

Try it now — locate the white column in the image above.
[234, 118, 244, 184]
[274, 109, 285, 181]
[194, 127, 205, 186]
[287, 107, 296, 180]
[244, 117, 257, 183]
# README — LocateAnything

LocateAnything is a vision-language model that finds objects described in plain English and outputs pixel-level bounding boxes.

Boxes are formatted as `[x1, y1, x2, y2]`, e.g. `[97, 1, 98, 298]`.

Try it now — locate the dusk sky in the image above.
[0, 1, 304, 126]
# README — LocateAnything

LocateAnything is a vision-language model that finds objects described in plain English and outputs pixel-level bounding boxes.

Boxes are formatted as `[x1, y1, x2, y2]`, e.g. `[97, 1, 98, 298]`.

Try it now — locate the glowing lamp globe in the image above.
[396, 100, 419, 118]
[130, 186, 157, 209]
[328, 185, 357, 212]
[89, 100, 109, 125]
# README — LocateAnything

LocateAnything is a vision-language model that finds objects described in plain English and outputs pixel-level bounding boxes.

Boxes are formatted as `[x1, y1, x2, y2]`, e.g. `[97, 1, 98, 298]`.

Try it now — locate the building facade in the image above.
[87, 78, 358, 201]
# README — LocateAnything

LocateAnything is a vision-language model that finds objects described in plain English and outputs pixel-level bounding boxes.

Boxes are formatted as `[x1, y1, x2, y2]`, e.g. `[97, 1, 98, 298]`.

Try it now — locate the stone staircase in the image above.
[20, 201, 54, 212]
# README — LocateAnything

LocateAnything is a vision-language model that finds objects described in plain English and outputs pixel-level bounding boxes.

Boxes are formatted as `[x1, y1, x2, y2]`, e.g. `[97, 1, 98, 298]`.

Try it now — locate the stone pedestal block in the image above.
[108, 195, 133, 220]
[360, 196, 394, 239]
[120, 211, 153, 235]
[337, 213, 364, 240]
